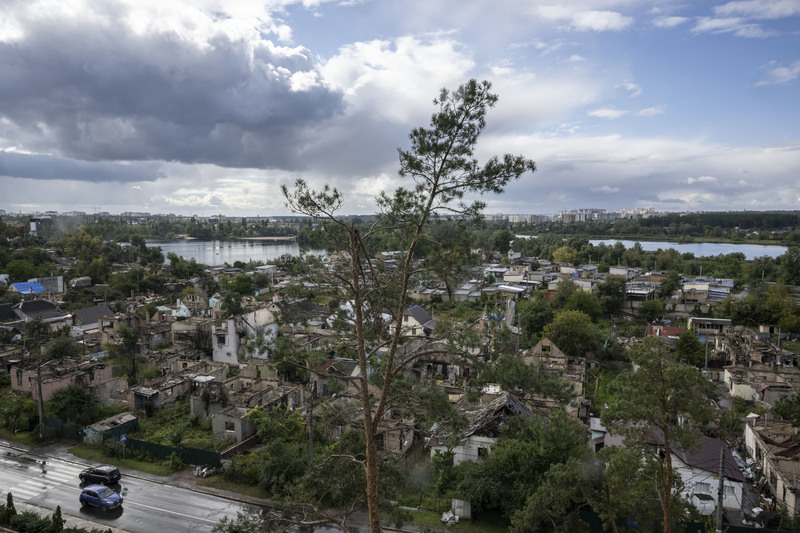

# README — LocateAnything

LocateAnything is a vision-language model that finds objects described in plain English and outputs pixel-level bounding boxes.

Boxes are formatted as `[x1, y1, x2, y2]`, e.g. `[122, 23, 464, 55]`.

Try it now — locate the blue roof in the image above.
[11, 281, 47, 294]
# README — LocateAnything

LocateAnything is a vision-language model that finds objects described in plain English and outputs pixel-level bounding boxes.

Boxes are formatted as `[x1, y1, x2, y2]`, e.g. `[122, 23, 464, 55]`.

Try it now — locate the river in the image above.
[587, 239, 787, 261]
[151, 238, 789, 266]
[146, 240, 325, 266]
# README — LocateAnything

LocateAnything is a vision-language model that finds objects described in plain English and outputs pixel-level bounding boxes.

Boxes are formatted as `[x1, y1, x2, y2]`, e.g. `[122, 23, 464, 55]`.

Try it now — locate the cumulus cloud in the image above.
[321, 35, 475, 123]
[592, 185, 620, 193]
[570, 11, 634, 31]
[588, 108, 628, 119]
[638, 106, 666, 116]
[0, 0, 797, 217]
[715, 0, 800, 19]
[0, 0, 344, 173]
[685, 176, 718, 184]
[756, 60, 800, 85]
[618, 81, 642, 97]
[653, 16, 690, 28]
[534, 5, 633, 32]
[481, 132, 800, 214]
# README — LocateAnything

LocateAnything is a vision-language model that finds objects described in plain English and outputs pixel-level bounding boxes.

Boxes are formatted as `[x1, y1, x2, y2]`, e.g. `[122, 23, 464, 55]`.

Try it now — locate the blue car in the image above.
[79, 484, 123, 512]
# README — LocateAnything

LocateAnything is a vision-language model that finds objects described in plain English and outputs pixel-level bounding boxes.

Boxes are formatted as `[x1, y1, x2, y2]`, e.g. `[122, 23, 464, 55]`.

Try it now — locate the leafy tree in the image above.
[107, 323, 142, 385]
[44, 336, 81, 360]
[48, 384, 101, 426]
[552, 245, 575, 264]
[774, 393, 800, 425]
[510, 457, 592, 533]
[541, 310, 600, 358]
[212, 508, 269, 533]
[0, 392, 36, 432]
[674, 330, 705, 366]
[563, 290, 602, 322]
[596, 274, 627, 315]
[423, 220, 474, 299]
[491, 229, 515, 254]
[458, 411, 589, 521]
[249, 404, 307, 445]
[257, 438, 308, 496]
[659, 270, 681, 300]
[551, 278, 578, 310]
[220, 292, 243, 319]
[516, 295, 553, 348]
[480, 355, 575, 406]
[601, 336, 716, 533]
[25, 316, 50, 347]
[282, 79, 535, 531]
[779, 246, 800, 285]
[5, 259, 38, 282]
[638, 298, 666, 323]
[228, 273, 255, 296]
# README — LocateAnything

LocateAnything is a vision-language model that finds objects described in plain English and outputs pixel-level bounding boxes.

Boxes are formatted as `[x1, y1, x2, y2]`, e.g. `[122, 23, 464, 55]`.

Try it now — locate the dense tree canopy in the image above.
[541, 310, 600, 358]
[49, 384, 101, 426]
[458, 411, 589, 522]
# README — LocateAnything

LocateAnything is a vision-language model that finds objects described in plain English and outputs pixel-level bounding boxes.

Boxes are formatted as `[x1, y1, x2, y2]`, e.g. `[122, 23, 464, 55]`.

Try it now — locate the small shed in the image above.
[84, 412, 138, 443]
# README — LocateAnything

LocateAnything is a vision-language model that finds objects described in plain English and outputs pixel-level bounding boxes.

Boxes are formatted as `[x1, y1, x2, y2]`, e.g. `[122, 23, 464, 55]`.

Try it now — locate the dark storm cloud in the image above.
[0, 151, 161, 182]
[0, 13, 344, 176]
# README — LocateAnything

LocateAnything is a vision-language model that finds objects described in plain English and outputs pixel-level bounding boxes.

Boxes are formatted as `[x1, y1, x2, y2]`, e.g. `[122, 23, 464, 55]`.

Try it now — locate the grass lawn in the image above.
[68, 442, 175, 476]
[587, 367, 620, 406]
[195, 476, 271, 500]
[0, 428, 51, 448]
[782, 339, 800, 353]
[405, 509, 508, 533]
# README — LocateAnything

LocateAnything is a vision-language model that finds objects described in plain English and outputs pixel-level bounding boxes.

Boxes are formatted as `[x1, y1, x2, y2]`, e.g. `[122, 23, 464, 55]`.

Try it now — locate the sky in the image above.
[0, 0, 798, 218]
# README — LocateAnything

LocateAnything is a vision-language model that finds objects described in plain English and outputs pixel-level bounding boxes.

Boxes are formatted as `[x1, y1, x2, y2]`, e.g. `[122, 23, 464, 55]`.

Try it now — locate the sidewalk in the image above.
[11, 502, 128, 533]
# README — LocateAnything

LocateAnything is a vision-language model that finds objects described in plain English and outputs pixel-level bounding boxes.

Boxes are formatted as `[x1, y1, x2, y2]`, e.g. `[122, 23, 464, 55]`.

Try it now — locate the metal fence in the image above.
[41, 416, 84, 442]
[125, 438, 221, 468]
[40, 415, 220, 467]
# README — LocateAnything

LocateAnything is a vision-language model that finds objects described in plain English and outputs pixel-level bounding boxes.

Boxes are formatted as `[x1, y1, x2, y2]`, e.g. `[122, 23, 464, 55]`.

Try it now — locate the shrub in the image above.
[0, 491, 16, 524]
[165, 451, 185, 471]
[10, 510, 51, 533]
[49, 505, 64, 533]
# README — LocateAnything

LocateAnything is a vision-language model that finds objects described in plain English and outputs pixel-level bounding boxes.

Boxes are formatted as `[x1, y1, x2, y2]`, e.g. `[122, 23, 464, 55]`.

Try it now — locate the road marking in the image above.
[3, 487, 39, 500]
[122, 500, 221, 524]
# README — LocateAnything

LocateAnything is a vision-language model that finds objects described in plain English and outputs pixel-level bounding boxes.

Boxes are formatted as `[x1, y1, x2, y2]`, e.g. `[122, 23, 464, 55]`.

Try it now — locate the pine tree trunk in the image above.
[364, 420, 382, 532]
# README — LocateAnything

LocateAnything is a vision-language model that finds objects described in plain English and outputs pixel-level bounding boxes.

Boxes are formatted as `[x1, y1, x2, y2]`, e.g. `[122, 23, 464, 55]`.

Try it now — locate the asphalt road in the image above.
[0, 441, 394, 533]
[0, 441, 250, 533]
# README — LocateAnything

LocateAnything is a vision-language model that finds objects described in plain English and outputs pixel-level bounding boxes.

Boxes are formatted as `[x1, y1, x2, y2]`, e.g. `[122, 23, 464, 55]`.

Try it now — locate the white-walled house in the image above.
[672, 435, 746, 515]
[212, 307, 278, 367]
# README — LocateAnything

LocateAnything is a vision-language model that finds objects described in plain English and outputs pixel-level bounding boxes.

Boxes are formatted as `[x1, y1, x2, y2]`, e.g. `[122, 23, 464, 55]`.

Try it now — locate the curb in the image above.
[10, 502, 128, 533]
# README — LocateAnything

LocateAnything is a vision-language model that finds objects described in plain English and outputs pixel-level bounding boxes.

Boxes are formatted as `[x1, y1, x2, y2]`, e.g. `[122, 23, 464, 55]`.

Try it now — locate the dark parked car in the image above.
[79, 465, 121, 485]
[79, 484, 123, 512]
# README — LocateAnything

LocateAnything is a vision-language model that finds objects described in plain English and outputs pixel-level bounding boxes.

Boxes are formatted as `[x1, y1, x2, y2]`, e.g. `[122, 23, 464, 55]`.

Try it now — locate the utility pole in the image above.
[37, 361, 44, 439]
[716, 447, 725, 532]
